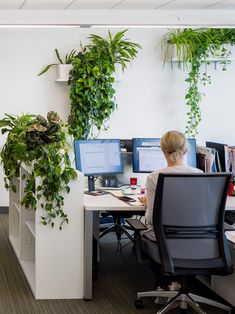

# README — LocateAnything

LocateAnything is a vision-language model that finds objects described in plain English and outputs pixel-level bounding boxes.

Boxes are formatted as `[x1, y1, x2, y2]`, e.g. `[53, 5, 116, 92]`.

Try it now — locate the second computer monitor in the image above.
[132, 138, 196, 173]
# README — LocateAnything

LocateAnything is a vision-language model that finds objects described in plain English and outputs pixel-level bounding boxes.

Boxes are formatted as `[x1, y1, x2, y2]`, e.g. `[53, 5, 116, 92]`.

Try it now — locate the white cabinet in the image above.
[9, 164, 84, 299]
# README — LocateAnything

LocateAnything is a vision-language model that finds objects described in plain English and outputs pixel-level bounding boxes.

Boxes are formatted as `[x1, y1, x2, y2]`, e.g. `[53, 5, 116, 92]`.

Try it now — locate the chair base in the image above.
[100, 224, 134, 252]
[136, 290, 231, 314]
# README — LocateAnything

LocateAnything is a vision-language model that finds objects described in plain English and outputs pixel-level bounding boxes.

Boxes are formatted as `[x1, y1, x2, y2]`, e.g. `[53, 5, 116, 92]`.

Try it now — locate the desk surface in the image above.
[84, 193, 145, 211]
[226, 197, 235, 210]
[84, 195, 235, 212]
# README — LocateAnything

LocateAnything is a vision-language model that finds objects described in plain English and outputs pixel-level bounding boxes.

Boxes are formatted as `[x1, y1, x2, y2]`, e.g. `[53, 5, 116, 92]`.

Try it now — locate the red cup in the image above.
[228, 182, 235, 196]
[130, 177, 137, 189]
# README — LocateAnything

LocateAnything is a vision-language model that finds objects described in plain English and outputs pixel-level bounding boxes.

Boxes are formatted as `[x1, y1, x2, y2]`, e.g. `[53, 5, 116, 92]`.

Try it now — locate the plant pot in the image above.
[56, 64, 72, 82]
[166, 44, 190, 62]
[167, 44, 235, 62]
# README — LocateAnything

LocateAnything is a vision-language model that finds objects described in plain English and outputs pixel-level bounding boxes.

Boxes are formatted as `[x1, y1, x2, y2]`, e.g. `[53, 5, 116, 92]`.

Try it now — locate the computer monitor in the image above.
[74, 139, 123, 191]
[103, 139, 133, 188]
[132, 138, 197, 173]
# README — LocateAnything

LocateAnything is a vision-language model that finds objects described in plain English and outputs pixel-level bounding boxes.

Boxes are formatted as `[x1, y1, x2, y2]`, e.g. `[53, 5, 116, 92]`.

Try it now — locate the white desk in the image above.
[84, 193, 144, 300]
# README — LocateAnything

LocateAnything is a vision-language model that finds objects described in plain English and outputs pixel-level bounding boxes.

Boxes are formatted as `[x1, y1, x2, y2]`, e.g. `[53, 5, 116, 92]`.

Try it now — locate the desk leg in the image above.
[84, 210, 93, 300]
[92, 212, 100, 280]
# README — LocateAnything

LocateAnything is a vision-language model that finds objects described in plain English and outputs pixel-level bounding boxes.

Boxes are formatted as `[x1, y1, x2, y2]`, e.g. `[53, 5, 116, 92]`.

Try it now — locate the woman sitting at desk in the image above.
[139, 130, 203, 300]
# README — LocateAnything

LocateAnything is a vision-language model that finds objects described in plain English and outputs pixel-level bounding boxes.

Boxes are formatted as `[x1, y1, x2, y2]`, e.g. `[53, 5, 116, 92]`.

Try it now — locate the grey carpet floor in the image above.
[0, 214, 233, 314]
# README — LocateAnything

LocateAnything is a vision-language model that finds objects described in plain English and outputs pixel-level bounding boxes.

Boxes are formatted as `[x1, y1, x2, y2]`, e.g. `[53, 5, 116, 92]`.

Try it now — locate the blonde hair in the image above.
[160, 131, 187, 162]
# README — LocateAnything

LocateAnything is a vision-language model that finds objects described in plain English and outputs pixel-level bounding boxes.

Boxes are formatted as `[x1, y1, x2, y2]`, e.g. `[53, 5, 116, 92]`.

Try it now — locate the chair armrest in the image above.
[125, 218, 147, 231]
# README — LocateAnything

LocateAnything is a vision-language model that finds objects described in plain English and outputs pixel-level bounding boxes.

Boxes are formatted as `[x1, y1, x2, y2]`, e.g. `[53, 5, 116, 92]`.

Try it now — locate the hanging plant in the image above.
[162, 28, 235, 137]
[68, 30, 141, 139]
[0, 112, 77, 229]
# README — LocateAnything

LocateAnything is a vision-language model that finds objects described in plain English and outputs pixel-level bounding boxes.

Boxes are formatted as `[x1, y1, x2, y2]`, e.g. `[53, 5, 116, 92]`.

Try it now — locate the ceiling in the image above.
[1, 0, 235, 10]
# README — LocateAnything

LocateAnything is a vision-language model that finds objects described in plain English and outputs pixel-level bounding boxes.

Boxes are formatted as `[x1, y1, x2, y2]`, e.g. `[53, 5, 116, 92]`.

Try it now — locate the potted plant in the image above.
[68, 30, 141, 139]
[38, 48, 76, 81]
[161, 28, 235, 136]
[0, 112, 77, 229]
[37, 30, 141, 139]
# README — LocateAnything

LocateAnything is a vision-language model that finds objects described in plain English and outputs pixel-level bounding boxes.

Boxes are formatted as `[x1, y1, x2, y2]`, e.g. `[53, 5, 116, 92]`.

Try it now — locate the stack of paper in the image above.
[228, 147, 235, 174]
[196, 145, 216, 172]
[110, 190, 123, 198]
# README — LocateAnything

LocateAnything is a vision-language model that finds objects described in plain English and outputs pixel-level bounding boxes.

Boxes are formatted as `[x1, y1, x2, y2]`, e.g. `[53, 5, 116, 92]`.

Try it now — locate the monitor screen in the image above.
[132, 138, 196, 173]
[74, 139, 123, 176]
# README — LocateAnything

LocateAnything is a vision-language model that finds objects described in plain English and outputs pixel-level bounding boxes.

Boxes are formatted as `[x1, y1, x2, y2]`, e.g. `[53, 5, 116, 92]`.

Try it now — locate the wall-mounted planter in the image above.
[166, 44, 188, 62]
[55, 64, 124, 82]
[56, 64, 72, 82]
[167, 44, 235, 63]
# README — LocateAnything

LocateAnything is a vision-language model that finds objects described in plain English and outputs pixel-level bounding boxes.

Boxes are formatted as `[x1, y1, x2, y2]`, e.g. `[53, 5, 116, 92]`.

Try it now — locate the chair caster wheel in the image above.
[135, 299, 144, 309]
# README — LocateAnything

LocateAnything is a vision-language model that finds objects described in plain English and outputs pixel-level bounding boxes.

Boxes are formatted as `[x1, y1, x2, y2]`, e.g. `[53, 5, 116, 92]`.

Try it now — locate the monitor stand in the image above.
[101, 174, 118, 188]
[88, 176, 95, 192]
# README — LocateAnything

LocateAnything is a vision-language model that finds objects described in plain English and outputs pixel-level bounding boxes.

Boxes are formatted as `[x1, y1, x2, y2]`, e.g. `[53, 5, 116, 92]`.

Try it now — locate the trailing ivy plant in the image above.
[162, 28, 235, 137]
[68, 30, 141, 139]
[0, 112, 77, 229]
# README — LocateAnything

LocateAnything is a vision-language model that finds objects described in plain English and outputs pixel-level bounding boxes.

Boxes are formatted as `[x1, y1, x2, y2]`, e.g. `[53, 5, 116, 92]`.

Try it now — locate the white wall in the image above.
[0, 27, 234, 205]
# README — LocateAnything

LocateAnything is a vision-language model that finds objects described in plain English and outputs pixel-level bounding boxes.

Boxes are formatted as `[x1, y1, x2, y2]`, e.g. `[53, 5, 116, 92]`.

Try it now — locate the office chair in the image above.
[127, 173, 233, 314]
[100, 210, 145, 251]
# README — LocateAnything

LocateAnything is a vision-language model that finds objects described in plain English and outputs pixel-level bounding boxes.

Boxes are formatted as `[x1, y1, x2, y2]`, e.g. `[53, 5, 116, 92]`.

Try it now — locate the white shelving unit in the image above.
[9, 164, 85, 299]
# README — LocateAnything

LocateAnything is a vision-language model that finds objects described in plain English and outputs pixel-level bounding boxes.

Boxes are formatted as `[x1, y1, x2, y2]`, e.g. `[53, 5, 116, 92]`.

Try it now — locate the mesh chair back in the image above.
[152, 173, 232, 275]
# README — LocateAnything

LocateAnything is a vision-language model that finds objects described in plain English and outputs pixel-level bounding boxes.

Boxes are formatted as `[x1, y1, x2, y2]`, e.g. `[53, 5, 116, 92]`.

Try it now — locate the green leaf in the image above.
[37, 64, 58, 76]
[55, 167, 61, 176]
[11, 185, 17, 193]
[55, 48, 63, 64]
